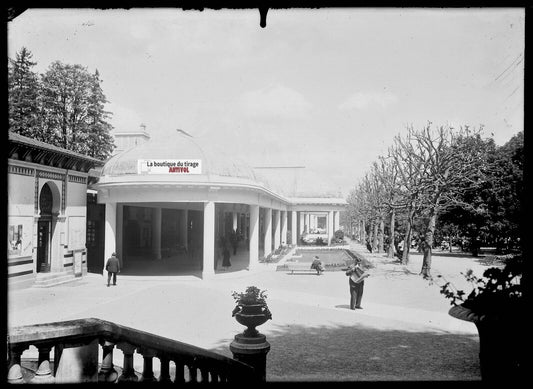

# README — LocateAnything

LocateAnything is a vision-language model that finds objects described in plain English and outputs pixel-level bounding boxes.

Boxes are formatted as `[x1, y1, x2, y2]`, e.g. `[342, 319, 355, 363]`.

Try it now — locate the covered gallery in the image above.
[94, 129, 347, 279]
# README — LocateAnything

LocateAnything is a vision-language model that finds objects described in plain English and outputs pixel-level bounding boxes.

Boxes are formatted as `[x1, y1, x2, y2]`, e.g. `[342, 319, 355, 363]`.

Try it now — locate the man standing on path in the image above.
[346, 261, 369, 309]
[105, 252, 120, 287]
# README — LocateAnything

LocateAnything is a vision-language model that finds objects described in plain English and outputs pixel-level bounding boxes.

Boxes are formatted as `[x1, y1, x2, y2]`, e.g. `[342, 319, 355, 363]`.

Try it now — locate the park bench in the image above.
[285, 262, 320, 275]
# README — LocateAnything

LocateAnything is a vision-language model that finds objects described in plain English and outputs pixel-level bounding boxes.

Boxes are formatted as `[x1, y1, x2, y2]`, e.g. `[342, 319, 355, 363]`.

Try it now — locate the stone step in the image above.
[32, 273, 80, 288]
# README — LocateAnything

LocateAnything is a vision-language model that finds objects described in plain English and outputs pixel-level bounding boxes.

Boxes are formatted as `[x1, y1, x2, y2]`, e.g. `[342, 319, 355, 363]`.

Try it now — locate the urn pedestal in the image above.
[449, 304, 525, 382]
[230, 303, 272, 382]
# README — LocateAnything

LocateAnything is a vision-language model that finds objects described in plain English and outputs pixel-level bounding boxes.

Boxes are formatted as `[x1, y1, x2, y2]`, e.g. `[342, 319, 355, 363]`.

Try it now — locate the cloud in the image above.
[339, 90, 398, 111]
[239, 84, 313, 119]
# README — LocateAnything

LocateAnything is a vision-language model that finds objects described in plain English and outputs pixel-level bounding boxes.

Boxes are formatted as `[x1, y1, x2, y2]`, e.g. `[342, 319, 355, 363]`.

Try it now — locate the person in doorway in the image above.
[222, 244, 231, 270]
[311, 255, 325, 275]
[345, 261, 369, 309]
[105, 252, 120, 287]
[230, 229, 239, 255]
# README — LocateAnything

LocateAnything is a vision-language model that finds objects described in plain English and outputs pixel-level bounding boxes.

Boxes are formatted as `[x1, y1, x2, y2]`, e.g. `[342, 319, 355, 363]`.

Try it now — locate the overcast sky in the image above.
[7, 8, 524, 197]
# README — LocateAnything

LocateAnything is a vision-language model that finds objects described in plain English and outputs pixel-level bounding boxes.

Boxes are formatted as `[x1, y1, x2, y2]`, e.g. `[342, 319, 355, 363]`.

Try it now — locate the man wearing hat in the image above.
[310, 255, 325, 275]
[105, 252, 121, 287]
[345, 261, 369, 309]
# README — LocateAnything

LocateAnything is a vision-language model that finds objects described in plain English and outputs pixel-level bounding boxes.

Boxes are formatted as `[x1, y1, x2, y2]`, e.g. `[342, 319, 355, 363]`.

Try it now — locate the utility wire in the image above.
[494, 53, 523, 82]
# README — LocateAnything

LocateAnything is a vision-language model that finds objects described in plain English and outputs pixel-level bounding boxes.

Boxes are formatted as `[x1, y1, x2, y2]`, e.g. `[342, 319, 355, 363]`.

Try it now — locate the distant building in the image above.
[7, 132, 104, 289]
[91, 129, 347, 279]
[112, 124, 151, 155]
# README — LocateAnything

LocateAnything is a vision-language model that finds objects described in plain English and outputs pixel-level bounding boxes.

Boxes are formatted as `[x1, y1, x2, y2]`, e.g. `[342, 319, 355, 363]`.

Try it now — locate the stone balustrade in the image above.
[7, 318, 256, 383]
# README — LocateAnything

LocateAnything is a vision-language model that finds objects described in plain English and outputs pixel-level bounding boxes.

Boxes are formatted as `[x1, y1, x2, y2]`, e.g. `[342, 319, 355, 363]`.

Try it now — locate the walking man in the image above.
[105, 252, 120, 287]
[346, 261, 369, 309]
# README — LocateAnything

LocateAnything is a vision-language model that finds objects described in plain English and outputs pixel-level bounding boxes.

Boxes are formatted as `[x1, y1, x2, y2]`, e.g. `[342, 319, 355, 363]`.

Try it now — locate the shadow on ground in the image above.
[210, 322, 480, 382]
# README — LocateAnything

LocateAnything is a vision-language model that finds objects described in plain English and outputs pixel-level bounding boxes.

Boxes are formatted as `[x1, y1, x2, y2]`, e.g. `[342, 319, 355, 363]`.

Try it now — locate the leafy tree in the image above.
[84, 69, 115, 159]
[40, 61, 93, 150]
[8, 47, 42, 138]
[8, 49, 116, 161]
[487, 132, 523, 252]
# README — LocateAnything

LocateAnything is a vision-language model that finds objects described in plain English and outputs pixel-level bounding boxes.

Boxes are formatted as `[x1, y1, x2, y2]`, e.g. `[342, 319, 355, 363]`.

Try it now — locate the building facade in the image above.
[7, 132, 103, 289]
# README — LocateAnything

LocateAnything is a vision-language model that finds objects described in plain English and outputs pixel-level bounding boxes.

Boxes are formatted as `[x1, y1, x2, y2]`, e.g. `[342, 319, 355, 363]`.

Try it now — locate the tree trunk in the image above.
[387, 210, 396, 258]
[367, 219, 374, 249]
[401, 206, 415, 265]
[420, 210, 437, 279]
[372, 221, 379, 252]
[402, 224, 411, 264]
[361, 219, 366, 244]
[378, 218, 384, 253]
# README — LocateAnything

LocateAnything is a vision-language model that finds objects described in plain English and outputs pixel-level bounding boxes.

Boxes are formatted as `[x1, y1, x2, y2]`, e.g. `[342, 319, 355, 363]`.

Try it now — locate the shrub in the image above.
[437, 254, 523, 315]
[315, 237, 326, 246]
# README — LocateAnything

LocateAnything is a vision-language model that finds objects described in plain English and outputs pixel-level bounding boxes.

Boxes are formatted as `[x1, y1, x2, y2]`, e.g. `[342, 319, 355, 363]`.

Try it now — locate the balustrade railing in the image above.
[7, 318, 256, 383]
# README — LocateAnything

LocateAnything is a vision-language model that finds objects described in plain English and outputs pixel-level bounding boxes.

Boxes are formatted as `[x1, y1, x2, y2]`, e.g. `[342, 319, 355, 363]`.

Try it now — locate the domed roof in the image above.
[102, 129, 257, 181]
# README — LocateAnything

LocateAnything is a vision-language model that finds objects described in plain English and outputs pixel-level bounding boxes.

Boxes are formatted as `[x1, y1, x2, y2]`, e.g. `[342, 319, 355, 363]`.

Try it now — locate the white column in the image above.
[202, 201, 215, 279]
[291, 211, 297, 245]
[249, 205, 259, 270]
[305, 213, 310, 233]
[328, 210, 334, 245]
[180, 209, 188, 250]
[232, 212, 238, 232]
[116, 204, 123, 268]
[299, 212, 304, 234]
[281, 211, 287, 246]
[152, 207, 162, 260]
[334, 211, 340, 232]
[104, 202, 117, 275]
[263, 208, 272, 258]
[274, 210, 281, 249]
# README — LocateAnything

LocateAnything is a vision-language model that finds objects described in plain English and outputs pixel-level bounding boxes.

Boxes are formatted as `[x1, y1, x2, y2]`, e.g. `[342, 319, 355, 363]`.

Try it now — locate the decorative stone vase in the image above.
[449, 304, 524, 381]
[233, 303, 272, 337]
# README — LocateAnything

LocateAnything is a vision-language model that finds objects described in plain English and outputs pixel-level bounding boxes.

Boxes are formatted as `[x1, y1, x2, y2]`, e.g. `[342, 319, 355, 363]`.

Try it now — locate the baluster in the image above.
[188, 364, 198, 383]
[138, 348, 156, 382]
[200, 367, 209, 383]
[116, 342, 138, 382]
[31, 345, 54, 383]
[158, 356, 171, 383]
[218, 372, 227, 382]
[98, 340, 118, 383]
[7, 344, 28, 384]
[173, 360, 185, 384]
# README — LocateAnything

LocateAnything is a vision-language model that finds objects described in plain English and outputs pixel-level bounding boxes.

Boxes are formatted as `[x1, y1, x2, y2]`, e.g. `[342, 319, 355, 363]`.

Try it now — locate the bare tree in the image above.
[390, 126, 428, 265]
[405, 124, 486, 278]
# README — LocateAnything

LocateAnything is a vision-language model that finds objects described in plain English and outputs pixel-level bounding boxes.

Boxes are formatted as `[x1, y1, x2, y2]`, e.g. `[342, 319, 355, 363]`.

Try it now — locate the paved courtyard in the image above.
[7, 240, 486, 381]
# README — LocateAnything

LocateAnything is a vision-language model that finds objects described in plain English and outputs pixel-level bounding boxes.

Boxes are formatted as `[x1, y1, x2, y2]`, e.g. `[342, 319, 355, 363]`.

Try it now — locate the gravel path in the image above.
[8, 240, 489, 381]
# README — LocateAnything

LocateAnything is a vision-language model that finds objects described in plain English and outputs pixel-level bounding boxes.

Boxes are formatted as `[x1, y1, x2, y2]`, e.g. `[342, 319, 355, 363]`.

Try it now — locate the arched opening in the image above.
[37, 182, 60, 273]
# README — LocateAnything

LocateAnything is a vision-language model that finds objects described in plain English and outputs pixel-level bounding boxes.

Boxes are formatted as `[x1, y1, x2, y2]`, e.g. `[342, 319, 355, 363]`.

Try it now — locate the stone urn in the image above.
[232, 303, 272, 337]
[449, 304, 525, 381]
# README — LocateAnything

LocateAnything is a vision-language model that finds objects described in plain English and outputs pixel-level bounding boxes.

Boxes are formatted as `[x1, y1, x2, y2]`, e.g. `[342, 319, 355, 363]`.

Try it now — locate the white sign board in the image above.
[137, 159, 202, 174]
[68, 216, 86, 251]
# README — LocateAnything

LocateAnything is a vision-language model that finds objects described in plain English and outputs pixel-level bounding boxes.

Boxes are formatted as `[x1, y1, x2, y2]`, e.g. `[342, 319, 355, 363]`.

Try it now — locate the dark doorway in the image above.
[37, 220, 50, 273]
[86, 193, 105, 273]
[37, 183, 54, 273]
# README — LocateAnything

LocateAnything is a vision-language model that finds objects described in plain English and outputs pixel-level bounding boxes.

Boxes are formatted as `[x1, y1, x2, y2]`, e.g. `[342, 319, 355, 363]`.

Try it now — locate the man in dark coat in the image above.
[105, 252, 120, 287]
[345, 262, 369, 309]
[310, 255, 325, 275]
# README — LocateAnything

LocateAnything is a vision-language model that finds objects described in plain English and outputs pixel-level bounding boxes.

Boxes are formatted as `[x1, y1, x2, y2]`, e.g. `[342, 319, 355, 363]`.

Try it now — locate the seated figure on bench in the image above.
[310, 256, 325, 275]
